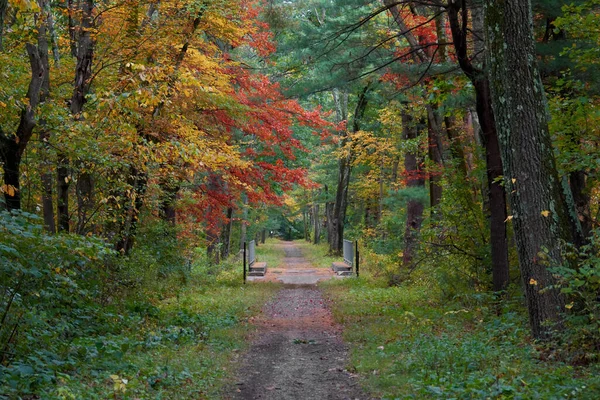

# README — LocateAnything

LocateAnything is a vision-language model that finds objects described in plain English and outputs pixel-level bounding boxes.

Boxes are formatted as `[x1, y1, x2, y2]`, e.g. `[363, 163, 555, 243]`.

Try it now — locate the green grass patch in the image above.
[294, 240, 339, 269]
[322, 279, 600, 399]
[254, 238, 287, 268]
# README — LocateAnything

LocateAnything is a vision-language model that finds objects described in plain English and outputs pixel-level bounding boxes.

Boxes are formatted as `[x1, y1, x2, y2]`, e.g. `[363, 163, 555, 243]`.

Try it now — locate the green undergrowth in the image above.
[0, 213, 279, 399]
[294, 240, 338, 269]
[5, 277, 277, 399]
[321, 278, 600, 399]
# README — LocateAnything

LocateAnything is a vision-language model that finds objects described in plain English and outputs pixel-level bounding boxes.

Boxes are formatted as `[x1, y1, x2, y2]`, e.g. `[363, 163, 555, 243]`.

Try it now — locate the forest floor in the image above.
[227, 242, 367, 399]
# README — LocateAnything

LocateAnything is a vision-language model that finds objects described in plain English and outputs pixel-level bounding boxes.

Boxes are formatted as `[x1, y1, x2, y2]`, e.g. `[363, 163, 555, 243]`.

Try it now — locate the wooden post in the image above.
[243, 241, 247, 284]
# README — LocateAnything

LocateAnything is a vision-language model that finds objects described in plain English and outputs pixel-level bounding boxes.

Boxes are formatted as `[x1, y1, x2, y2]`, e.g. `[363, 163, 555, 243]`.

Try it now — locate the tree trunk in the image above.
[0, 43, 44, 210]
[569, 170, 591, 238]
[330, 85, 370, 255]
[75, 170, 94, 234]
[401, 107, 425, 269]
[475, 80, 510, 293]
[58, 0, 95, 232]
[447, 0, 510, 293]
[220, 207, 234, 260]
[485, 0, 581, 338]
[444, 115, 468, 177]
[57, 158, 70, 231]
[427, 109, 443, 208]
[115, 167, 147, 254]
[159, 182, 179, 225]
[240, 193, 248, 251]
[40, 157, 55, 232]
[0, 0, 7, 51]
[303, 207, 310, 241]
[313, 201, 320, 244]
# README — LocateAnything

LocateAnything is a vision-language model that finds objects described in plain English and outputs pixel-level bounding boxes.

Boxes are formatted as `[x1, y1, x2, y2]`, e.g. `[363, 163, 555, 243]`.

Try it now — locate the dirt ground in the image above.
[227, 242, 366, 399]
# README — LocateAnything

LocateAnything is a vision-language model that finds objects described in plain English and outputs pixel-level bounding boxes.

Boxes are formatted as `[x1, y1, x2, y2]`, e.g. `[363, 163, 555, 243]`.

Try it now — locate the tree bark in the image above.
[58, 0, 95, 232]
[427, 109, 443, 208]
[159, 182, 179, 225]
[240, 193, 248, 251]
[485, 0, 580, 338]
[569, 171, 591, 238]
[447, 0, 510, 293]
[115, 167, 147, 254]
[330, 85, 370, 255]
[0, 0, 7, 51]
[401, 107, 425, 269]
[313, 201, 320, 244]
[220, 207, 234, 260]
[0, 44, 44, 210]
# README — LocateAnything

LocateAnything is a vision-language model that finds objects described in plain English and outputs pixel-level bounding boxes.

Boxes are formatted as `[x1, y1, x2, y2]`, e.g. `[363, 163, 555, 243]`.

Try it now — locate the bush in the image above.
[0, 210, 113, 395]
[550, 232, 600, 364]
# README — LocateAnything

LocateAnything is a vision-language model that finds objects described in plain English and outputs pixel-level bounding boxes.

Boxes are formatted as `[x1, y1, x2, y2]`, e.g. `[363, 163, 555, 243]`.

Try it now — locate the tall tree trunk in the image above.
[0, 43, 44, 210]
[67, 0, 78, 57]
[159, 182, 179, 225]
[75, 169, 94, 234]
[303, 207, 310, 241]
[313, 201, 320, 244]
[427, 109, 443, 208]
[485, 0, 582, 338]
[220, 207, 233, 260]
[115, 166, 147, 254]
[475, 80, 510, 293]
[444, 115, 468, 177]
[0, 0, 7, 51]
[58, 0, 95, 232]
[57, 158, 70, 231]
[37, 8, 54, 230]
[569, 171, 591, 238]
[330, 85, 370, 255]
[40, 154, 55, 232]
[383, 0, 444, 211]
[401, 107, 425, 269]
[447, 0, 510, 293]
[240, 193, 248, 251]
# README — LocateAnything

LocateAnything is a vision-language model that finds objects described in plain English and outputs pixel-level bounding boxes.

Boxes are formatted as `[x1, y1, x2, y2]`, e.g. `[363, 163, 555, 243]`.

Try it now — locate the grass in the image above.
[321, 277, 600, 399]
[24, 260, 280, 399]
[255, 238, 287, 268]
[294, 239, 339, 269]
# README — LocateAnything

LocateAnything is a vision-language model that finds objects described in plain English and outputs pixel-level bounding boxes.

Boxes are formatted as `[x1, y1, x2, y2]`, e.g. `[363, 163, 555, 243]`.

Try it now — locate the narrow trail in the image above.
[228, 241, 366, 399]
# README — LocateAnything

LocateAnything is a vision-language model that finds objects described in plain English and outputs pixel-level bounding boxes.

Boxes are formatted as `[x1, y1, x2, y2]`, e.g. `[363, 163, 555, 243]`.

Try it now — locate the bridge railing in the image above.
[343, 239, 354, 267]
[248, 240, 256, 267]
[341, 239, 360, 277]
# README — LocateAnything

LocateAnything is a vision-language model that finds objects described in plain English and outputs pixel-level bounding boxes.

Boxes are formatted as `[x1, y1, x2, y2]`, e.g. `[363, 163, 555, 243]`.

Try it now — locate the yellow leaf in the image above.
[1, 184, 16, 197]
[505, 215, 513, 222]
[565, 302, 574, 309]
[541, 210, 550, 217]
[511, 178, 517, 184]
[529, 278, 538, 286]
[0, 101, 6, 107]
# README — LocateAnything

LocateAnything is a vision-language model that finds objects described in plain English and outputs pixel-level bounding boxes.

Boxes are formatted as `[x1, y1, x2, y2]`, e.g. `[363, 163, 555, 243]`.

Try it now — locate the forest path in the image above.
[227, 241, 367, 399]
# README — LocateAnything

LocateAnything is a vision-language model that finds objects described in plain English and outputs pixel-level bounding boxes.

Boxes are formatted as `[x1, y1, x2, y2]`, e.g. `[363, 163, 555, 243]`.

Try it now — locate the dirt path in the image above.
[229, 242, 366, 399]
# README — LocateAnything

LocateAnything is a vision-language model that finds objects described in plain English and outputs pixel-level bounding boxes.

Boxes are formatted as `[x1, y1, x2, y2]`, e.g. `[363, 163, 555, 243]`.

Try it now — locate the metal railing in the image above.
[248, 240, 256, 267]
[343, 239, 354, 267]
